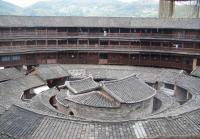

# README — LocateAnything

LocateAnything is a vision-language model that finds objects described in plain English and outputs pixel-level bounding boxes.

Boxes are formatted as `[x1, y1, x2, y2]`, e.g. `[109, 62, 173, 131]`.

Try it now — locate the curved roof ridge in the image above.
[65, 76, 100, 94]
[102, 74, 156, 104]
[65, 90, 120, 108]
[66, 90, 99, 99]
[67, 76, 94, 84]
[8, 103, 200, 124]
[101, 74, 137, 84]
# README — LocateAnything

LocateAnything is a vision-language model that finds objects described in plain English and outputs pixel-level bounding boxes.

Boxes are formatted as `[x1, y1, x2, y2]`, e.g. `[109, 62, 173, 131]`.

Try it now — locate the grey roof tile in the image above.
[0, 105, 44, 139]
[66, 77, 99, 94]
[36, 65, 70, 80]
[156, 70, 186, 84]
[0, 68, 24, 82]
[65, 91, 120, 108]
[103, 75, 156, 103]
[191, 66, 200, 78]
[0, 16, 199, 29]
[29, 108, 200, 138]
[1, 65, 200, 138]
[17, 75, 46, 90]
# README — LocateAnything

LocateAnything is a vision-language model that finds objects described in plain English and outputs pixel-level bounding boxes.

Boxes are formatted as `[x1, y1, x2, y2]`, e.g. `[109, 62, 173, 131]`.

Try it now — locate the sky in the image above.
[3, 0, 159, 7]
[3, 0, 51, 7]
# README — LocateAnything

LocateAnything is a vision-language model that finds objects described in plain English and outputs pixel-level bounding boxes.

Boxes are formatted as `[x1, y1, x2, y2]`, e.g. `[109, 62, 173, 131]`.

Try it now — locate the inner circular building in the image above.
[1, 64, 200, 138]
[0, 1, 200, 138]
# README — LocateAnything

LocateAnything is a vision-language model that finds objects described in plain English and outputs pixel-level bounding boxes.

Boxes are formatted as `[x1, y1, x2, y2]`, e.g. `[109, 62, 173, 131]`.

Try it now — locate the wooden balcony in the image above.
[0, 32, 199, 41]
[1, 44, 200, 55]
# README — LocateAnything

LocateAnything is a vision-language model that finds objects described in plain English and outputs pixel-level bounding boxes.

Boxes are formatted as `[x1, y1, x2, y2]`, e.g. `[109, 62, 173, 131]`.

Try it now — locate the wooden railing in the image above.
[0, 44, 194, 71]
[0, 32, 199, 41]
[0, 44, 200, 54]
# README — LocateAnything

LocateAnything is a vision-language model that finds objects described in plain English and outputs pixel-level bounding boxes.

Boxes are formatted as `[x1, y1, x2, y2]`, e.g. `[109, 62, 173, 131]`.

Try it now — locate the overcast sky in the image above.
[3, 0, 50, 7]
[3, 0, 159, 7]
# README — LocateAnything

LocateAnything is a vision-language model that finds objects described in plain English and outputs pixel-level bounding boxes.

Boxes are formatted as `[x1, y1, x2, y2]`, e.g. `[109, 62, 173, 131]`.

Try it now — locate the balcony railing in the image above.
[0, 44, 200, 54]
[0, 32, 199, 41]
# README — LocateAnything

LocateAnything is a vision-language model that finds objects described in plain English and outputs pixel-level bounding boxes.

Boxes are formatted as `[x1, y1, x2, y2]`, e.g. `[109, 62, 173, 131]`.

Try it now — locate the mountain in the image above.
[0, 0, 159, 17]
[0, 0, 23, 15]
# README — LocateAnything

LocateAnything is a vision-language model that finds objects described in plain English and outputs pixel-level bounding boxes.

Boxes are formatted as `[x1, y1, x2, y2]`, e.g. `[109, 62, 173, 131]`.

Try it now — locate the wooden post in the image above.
[9, 27, 11, 35]
[36, 40, 37, 47]
[128, 53, 130, 65]
[193, 58, 197, 71]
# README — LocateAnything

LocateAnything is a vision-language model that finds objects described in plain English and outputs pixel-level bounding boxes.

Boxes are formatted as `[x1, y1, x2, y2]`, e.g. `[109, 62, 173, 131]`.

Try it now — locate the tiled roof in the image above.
[17, 75, 46, 90]
[0, 68, 24, 82]
[1, 105, 200, 139]
[103, 75, 156, 103]
[0, 15, 199, 29]
[25, 88, 69, 117]
[176, 74, 200, 95]
[0, 75, 45, 114]
[0, 106, 45, 139]
[36, 65, 70, 80]
[151, 90, 179, 115]
[66, 77, 99, 94]
[1, 65, 200, 138]
[86, 68, 133, 80]
[65, 91, 120, 108]
[156, 70, 186, 84]
[190, 66, 200, 78]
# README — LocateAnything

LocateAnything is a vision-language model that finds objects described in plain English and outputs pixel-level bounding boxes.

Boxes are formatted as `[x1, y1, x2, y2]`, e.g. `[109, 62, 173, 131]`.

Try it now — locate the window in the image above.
[164, 57, 169, 61]
[1, 56, 10, 62]
[69, 111, 74, 116]
[69, 53, 76, 59]
[1, 55, 20, 62]
[165, 83, 174, 90]
[183, 59, 192, 65]
[12, 55, 20, 61]
[99, 53, 108, 59]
